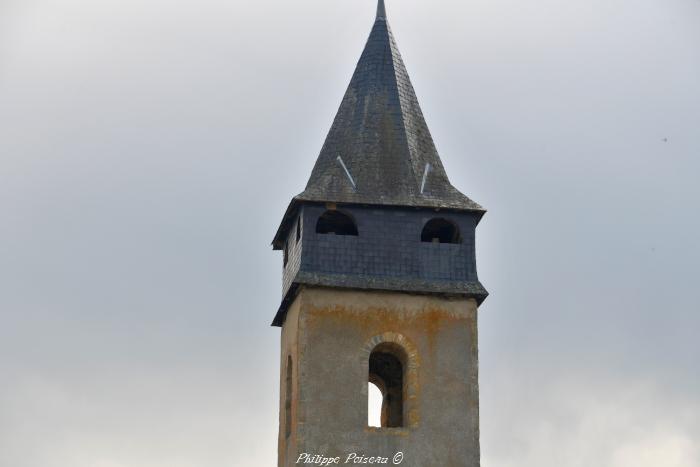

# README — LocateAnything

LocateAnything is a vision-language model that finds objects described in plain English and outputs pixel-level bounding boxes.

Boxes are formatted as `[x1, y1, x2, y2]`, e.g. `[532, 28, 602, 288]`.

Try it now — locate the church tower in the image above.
[271, 2, 487, 466]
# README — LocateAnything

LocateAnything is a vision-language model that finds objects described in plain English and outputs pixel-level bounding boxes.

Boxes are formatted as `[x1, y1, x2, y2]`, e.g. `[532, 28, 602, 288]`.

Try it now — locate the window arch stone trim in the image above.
[361, 332, 419, 428]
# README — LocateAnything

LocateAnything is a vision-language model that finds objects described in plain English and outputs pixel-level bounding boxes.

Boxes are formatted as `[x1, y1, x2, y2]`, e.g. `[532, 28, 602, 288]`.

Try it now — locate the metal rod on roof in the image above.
[420, 163, 431, 194]
[377, 0, 386, 20]
[337, 155, 357, 191]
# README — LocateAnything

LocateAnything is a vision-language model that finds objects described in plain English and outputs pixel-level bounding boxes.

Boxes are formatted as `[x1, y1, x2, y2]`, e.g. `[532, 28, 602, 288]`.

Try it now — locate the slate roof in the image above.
[272, 272, 488, 327]
[273, 1, 485, 251]
[273, 3, 483, 247]
[297, 1, 482, 213]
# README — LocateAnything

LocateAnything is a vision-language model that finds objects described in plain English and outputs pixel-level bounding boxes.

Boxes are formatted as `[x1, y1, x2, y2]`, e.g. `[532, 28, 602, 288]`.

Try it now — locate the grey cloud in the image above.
[0, 0, 698, 466]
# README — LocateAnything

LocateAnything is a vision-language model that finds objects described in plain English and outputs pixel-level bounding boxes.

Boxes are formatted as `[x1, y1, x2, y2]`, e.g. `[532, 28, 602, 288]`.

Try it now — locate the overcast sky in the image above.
[1, 1, 699, 466]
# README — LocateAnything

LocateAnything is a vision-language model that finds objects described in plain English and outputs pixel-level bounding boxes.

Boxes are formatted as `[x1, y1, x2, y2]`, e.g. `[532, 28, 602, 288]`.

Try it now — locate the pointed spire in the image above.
[376, 0, 386, 20]
[292, 0, 483, 215]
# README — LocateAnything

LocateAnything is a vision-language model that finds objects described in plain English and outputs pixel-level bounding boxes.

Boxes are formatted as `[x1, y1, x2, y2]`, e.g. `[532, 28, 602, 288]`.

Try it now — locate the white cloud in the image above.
[611, 433, 697, 467]
[482, 373, 699, 467]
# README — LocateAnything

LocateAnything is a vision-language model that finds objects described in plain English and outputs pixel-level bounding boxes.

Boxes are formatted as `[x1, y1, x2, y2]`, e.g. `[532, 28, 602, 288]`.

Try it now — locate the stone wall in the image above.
[278, 286, 481, 467]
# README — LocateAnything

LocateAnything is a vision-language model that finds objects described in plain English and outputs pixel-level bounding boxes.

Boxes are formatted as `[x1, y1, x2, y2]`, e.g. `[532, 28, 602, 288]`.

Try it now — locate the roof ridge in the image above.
[385, 20, 423, 198]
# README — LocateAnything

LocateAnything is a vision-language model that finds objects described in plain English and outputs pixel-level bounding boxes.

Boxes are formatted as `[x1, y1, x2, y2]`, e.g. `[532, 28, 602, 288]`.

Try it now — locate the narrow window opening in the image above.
[421, 218, 462, 244]
[316, 210, 358, 236]
[368, 343, 405, 428]
[368, 381, 383, 427]
[283, 240, 289, 266]
[296, 216, 301, 243]
[285, 356, 292, 438]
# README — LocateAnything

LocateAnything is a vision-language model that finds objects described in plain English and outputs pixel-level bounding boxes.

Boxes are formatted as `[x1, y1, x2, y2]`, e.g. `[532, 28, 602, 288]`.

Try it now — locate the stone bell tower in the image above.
[271, 2, 487, 466]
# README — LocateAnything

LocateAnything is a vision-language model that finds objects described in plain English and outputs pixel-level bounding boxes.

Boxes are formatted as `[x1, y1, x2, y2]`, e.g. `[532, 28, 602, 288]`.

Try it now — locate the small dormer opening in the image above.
[316, 210, 358, 236]
[283, 240, 289, 266]
[421, 218, 462, 244]
[368, 343, 405, 428]
[296, 216, 301, 243]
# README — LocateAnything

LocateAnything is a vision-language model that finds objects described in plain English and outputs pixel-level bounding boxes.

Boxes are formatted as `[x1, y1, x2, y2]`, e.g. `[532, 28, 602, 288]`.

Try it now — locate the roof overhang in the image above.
[271, 271, 489, 327]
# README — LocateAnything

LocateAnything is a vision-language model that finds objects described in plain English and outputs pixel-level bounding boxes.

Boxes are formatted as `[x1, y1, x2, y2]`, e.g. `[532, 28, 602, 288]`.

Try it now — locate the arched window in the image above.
[315, 210, 358, 236]
[285, 356, 293, 438]
[421, 218, 461, 244]
[368, 343, 406, 428]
